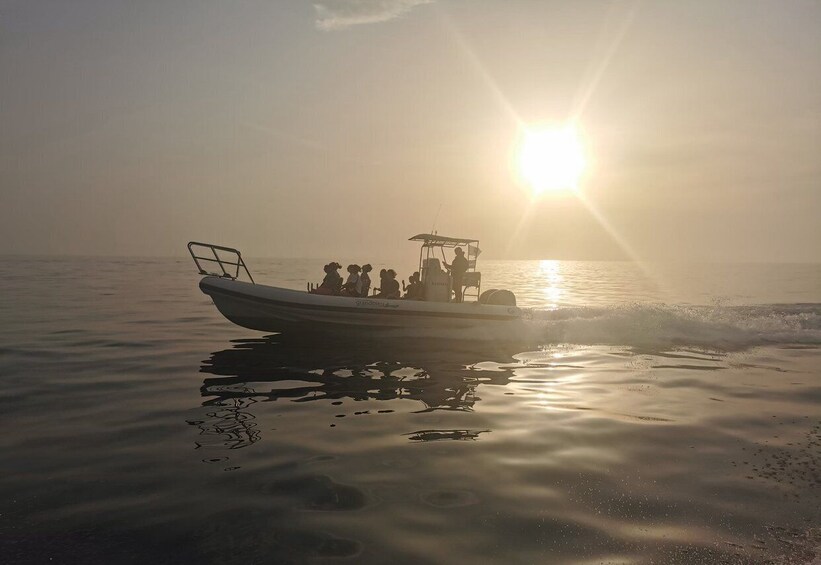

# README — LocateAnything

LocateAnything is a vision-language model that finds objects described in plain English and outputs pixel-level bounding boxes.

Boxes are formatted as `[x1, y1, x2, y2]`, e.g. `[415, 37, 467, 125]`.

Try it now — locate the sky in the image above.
[1, 0, 819, 261]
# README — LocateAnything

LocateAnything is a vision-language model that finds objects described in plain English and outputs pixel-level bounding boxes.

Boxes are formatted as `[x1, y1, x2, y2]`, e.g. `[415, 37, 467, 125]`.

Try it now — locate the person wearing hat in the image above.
[313, 262, 343, 295]
[444, 247, 469, 303]
[360, 264, 373, 297]
[341, 264, 362, 297]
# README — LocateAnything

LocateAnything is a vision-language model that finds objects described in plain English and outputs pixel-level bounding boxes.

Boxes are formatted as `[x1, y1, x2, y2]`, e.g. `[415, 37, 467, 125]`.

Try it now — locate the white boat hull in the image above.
[199, 276, 524, 334]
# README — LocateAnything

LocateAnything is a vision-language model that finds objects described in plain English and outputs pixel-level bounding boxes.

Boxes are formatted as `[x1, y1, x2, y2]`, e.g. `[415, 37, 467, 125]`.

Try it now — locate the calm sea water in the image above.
[2, 257, 820, 564]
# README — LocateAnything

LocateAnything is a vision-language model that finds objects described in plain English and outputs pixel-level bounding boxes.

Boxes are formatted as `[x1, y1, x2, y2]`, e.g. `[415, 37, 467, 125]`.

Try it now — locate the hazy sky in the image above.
[2, 0, 819, 261]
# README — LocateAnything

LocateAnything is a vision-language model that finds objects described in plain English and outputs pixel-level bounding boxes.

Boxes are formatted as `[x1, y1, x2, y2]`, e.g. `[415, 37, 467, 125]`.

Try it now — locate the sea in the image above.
[1, 257, 820, 564]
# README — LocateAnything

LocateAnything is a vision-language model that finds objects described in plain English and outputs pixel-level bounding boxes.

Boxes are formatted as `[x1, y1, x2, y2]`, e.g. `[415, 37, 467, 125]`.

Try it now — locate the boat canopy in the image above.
[411, 233, 483, 301]
[408, 234, 478, 247]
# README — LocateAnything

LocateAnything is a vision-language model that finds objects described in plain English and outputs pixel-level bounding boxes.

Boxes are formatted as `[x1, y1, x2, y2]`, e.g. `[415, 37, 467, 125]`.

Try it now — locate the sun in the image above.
[517, 125, 586, 195]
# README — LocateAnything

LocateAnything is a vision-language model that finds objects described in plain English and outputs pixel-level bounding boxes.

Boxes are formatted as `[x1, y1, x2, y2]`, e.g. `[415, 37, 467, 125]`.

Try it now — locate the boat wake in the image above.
[260, 302, 821, 352]
[528, 303, 821, 351]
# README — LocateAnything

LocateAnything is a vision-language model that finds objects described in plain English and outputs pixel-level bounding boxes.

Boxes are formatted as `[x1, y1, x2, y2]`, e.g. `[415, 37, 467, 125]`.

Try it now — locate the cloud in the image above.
[314, 0, 434, 30]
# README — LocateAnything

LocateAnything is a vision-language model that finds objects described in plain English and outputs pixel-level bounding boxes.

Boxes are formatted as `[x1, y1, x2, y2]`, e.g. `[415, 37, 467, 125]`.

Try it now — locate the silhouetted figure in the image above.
[375, 268, 388, 295]
[312, 262, 343, 295]
[444, 247, 468, 303]
[404, 271, 424, 300]
[385, 269, 401, 299]
[376, 269, 400, 299]
[360, 264, 372, 297]
[340, 264, 362, 297]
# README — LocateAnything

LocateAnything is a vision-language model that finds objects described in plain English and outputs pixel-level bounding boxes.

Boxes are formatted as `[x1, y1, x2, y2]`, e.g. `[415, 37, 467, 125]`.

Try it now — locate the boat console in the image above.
[421, 257, 451, 302]
[409, 233, 489, 303]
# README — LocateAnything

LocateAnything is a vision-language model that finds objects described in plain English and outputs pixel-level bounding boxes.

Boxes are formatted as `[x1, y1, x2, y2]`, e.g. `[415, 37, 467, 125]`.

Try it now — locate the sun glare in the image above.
[518, 126, 585, 195]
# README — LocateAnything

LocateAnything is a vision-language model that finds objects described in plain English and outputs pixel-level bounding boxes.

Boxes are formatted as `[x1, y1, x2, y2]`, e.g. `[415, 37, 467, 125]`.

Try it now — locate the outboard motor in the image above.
[479, 289, 517, 306]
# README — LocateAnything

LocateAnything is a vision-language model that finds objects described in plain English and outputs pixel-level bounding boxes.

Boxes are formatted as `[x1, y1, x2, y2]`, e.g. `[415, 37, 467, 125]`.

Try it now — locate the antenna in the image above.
[430, 202, 443, 235]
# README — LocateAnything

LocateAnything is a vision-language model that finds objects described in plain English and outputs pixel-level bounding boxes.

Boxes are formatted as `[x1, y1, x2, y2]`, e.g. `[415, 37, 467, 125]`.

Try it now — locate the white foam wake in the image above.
[528, 303, 821, 350]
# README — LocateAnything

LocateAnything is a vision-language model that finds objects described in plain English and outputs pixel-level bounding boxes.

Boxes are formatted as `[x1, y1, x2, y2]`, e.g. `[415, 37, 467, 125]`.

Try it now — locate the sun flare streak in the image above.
[574, 192, 668, 292]
[570, 0, 640, 120]
[439, 12, 524, 128]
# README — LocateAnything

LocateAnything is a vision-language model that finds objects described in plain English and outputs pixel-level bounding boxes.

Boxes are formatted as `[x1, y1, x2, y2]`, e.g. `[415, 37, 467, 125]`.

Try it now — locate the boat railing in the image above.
[462, 271, 481, 301]
[187, 241, 255, 284]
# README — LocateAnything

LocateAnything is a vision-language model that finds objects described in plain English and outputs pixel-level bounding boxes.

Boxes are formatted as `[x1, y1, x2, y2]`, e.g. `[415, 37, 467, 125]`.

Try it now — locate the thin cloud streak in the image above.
[314, 0, 434, 30]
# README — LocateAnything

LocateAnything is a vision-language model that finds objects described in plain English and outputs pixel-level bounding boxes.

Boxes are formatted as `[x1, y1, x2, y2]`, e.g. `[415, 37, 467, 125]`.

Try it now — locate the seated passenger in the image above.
[360, 264, 372, 297]
[374, 268, 388, 295]
[340, 264, 362, 297]
[312, 262, 343, 295]
[376, 269, 400, 299]
[404, 271, 424, 300]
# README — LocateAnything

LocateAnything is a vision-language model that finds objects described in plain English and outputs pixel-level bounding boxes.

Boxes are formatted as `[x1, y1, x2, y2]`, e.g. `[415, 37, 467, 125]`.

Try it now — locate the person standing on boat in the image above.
[444, 247, 469, 302]
[360, 264, 372, 297]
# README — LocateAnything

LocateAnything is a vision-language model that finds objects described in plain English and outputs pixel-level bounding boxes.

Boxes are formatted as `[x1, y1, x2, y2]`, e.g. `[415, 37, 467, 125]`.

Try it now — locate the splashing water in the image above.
[529, 303, 821, 350]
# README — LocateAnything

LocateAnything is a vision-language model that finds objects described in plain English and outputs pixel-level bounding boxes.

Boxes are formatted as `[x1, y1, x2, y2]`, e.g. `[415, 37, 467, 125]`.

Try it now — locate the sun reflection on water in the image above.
[538, 259, 564, 310]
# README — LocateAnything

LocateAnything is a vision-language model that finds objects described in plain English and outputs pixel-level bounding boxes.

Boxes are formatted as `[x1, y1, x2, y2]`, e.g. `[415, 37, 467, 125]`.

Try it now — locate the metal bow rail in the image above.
[187, 241, 255, 283]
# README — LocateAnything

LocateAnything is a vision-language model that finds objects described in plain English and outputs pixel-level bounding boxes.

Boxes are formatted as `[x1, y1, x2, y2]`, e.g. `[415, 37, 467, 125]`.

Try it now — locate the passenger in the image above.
[383, 269, 401, 299]
[360, 264, 372, 297]
[375, 268, 388, 295]
[312, 262, 343, 295]
[444, 247, 469, 303]
[340, 264, 362, 297]
[403, 272, 417, 299]
[404, 271, 424, 300]
[374, 269, 400, 299]
[328, 262, 343, 294]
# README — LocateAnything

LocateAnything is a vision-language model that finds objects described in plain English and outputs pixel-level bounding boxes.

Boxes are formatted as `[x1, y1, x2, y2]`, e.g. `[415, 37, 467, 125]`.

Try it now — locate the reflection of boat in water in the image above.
[199, 335, 517, 410]
[188, 234, 523, 334]
[192, 336, 519, 447]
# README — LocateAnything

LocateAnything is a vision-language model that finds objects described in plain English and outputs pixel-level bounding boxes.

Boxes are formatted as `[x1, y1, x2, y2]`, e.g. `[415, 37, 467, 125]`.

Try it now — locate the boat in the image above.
[188, 234, 524, 334]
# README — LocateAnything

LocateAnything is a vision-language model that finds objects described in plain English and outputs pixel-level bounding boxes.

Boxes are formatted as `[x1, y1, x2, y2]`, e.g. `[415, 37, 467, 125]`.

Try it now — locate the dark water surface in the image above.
[2, 258, 820, 564]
